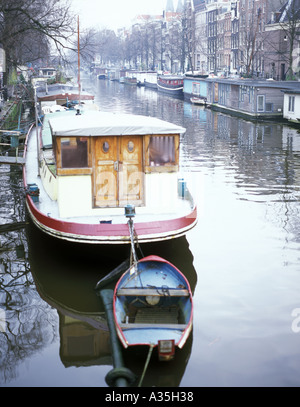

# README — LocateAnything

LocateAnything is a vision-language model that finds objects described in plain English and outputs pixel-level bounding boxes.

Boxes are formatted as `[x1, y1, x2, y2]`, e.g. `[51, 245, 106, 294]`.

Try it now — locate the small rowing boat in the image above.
[113, 255, 193, 361]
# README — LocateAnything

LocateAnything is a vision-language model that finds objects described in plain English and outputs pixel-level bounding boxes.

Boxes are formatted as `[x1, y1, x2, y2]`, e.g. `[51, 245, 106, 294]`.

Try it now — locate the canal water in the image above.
[1, 78, 300, 387]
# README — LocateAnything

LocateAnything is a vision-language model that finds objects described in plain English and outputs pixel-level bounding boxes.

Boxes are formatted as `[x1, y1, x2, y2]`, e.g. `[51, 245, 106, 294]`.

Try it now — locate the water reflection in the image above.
[25, 219, 197, 387]
[0, 163, 33, 384]
[181, 105, 300, 201]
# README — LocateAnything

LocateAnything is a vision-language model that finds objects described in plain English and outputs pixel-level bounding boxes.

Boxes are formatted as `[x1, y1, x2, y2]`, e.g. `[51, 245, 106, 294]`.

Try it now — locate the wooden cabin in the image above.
[43, 111, 185, 219]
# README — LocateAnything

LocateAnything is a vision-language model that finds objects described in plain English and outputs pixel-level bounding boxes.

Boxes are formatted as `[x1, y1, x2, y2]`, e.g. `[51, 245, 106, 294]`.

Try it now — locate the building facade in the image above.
[124, 0, 300, 79]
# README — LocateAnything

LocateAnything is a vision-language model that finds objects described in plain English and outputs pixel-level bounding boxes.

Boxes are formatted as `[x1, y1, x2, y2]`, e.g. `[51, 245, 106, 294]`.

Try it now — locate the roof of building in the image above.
[270, 0, 300, 23]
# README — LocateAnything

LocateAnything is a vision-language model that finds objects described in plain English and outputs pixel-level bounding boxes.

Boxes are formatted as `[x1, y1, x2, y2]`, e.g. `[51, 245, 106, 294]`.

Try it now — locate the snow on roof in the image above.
[48, 110, 186, 137]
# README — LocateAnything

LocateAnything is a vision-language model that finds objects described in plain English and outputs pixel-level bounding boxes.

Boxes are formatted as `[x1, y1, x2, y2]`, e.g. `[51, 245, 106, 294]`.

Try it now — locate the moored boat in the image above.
[144, 72, 158, 89]
[113, 255, 193, 360]
[36, 82, 95, 109]
[157, 74, 184, 97]
[23, 107, 197, 245]
[124, 71, 137, 85]
[190, 96, 207, 105]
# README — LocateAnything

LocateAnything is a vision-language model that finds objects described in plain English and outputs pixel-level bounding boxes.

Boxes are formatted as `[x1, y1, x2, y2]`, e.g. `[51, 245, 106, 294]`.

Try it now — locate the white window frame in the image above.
[257, 95, 265, 112]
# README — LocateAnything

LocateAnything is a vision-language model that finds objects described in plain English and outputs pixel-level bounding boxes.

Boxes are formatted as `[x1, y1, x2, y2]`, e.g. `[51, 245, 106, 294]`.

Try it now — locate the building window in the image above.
[288, 95, 295, 112]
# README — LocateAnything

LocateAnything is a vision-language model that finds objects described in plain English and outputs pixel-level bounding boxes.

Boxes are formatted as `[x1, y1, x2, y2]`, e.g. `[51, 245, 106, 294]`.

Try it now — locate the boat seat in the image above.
[116, 288, 189, 297]
[119, 323, 187, 330]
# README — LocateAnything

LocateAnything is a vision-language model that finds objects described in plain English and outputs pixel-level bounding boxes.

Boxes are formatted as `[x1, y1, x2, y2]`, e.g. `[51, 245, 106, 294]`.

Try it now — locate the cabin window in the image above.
[127, 140, 135, 152]
[149, 136, 175, 166]
[102, 141, 110, 153]
[60, 137, 88, 168]
[265, 103, 273, 112]
[257, 95, 265, 112]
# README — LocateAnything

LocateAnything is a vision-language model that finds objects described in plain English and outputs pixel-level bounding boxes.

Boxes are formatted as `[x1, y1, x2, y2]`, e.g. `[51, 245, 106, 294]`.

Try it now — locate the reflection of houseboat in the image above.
[27, 217, 196, 386]
[23, 108, 197, 244]
[157, 75, 184, 97]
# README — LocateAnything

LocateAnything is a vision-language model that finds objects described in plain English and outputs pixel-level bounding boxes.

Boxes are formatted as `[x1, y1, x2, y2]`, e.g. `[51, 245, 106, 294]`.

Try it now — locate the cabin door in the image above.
[94, 136, 143, 207]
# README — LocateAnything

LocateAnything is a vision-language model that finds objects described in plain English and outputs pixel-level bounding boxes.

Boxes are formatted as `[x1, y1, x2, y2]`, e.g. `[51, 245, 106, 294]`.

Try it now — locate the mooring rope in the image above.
[138, 344, 154, 387]
[128, 218, 138, 266]
[128, 218, 144, 288]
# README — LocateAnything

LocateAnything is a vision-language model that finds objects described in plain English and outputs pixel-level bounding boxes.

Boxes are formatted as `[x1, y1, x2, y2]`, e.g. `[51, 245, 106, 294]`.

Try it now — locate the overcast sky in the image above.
[71, 0, 177, 31]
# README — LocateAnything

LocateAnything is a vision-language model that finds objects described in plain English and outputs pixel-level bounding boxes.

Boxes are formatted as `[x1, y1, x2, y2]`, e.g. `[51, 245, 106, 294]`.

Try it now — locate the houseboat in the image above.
[282, 89, 300, 125]
[157, 74, 184, 97]
[136, 72, 147, 86]
[36, 82, 95, 109]
[144, 72, 158, 89]
[198, 77, 300, 120]
[23, 107, 197, 244]
[124, 71, 137, 85]
[184, 74, 208, 104]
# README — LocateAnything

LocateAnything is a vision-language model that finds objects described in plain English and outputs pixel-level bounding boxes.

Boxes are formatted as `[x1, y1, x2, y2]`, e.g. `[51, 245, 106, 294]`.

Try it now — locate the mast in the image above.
[77, 16, 81, 111]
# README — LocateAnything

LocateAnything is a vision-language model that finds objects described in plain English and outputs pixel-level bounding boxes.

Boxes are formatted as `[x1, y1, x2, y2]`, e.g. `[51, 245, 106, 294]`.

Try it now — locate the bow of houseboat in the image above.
[23, 107, 197, 244]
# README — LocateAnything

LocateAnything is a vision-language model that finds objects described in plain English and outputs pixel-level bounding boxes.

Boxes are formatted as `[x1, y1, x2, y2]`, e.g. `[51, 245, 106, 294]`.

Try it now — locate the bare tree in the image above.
[0, 0, 76, 83]
[277, 0, 300, 79]
[239, 2, 264, 76]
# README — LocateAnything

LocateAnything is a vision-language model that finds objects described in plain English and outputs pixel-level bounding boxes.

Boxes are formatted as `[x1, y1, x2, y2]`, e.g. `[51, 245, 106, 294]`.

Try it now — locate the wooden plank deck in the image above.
[0, 156, 25, 165]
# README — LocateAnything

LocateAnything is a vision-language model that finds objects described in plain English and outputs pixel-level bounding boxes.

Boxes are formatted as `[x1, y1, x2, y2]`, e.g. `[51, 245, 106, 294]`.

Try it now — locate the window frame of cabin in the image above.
[55, 136, 92, 176]
[257, 95, 265, 112]
[288, 95, 295, 113]
[144, 134, 179, 173]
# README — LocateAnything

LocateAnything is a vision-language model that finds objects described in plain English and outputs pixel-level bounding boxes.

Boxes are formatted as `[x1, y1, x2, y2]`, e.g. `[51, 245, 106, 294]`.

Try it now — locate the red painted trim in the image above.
[25, 190, 197, 241]
[27, 196, 197, 238]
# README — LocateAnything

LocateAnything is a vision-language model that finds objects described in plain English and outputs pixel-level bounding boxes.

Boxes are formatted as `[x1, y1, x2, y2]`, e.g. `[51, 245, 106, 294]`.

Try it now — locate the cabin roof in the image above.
[203, 77, 300, 91]
[48, 110, 186, 137]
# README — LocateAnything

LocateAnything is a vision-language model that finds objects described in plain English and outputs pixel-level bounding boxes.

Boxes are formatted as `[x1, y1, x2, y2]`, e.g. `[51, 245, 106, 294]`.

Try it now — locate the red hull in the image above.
[24, 192, 197, 244]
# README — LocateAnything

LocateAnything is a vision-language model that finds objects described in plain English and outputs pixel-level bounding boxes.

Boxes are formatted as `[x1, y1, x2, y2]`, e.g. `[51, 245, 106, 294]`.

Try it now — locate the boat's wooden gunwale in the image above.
[116, 288, 189, 296]
[119, 323, 187, 330]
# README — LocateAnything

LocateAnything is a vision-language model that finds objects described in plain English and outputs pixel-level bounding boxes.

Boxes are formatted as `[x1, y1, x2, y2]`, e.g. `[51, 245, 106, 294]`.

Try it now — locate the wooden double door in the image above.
[93, 136, 143, 207]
